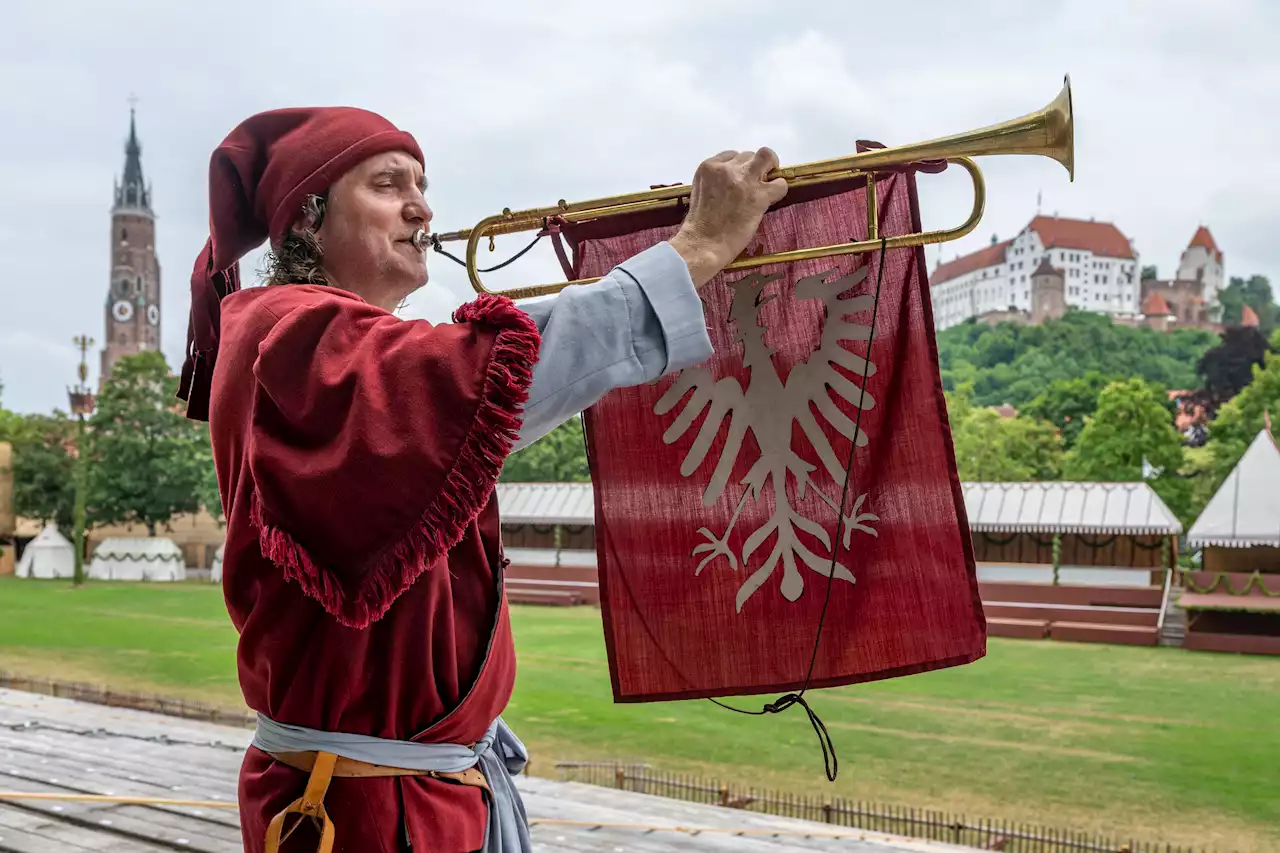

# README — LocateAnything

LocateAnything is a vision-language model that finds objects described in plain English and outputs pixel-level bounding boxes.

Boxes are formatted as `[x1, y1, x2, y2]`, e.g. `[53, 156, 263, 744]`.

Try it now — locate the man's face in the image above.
[314, 150, 432, 305]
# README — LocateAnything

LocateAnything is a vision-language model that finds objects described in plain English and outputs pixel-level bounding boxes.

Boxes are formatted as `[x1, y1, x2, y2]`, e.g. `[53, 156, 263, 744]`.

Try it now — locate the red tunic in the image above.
[209, 283, 540, 853]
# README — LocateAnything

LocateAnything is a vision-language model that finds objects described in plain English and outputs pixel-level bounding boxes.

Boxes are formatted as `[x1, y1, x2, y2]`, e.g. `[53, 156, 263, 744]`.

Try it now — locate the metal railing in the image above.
[556, 761, 1222, 853]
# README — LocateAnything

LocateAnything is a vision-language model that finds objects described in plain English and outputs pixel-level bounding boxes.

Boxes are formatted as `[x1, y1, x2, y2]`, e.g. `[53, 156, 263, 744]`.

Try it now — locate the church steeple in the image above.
[113, 105, 151, 213]
[101, 101, 161, 386]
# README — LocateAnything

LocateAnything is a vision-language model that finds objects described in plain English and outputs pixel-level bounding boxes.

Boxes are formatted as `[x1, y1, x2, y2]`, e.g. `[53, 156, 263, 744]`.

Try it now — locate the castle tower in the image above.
[1175, 226, 1224, 305]
[101, 106, 162, 386]
[1029, 256, 1066, 324]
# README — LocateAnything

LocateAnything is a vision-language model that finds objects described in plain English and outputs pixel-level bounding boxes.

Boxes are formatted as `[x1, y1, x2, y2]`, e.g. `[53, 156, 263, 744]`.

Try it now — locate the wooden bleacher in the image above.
[980, 580, 1163, 647]
[506, 584, 586, 606]
[505, 561, 599, 606]
[1178, 570, 1280, 656]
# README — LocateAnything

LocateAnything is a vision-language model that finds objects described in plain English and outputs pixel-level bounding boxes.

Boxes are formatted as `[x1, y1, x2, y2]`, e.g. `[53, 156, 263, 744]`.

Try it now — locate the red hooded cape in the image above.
[214, 284, 539, 852]
[187, 107, 541, 852]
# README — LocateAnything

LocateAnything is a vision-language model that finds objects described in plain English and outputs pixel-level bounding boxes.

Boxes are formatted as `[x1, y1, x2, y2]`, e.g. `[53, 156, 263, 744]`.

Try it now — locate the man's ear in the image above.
[294, 193, 328, 237]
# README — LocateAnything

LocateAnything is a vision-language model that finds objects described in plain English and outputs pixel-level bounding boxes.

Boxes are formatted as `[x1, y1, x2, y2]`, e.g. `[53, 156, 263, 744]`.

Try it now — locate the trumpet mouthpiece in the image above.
[411, 229, 431, 252]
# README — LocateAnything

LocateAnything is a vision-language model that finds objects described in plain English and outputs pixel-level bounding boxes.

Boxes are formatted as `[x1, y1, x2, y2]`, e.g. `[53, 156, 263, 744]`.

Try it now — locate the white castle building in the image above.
[930, 215, 1141, 330]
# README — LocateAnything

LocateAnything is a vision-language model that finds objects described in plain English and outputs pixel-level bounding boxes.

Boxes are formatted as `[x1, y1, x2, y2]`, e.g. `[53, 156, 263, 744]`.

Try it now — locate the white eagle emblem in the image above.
[653, 266, 880, 612]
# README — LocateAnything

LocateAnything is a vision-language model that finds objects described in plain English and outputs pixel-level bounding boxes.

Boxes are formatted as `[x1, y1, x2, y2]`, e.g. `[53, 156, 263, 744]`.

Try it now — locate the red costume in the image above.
[179, 108, 541, 852]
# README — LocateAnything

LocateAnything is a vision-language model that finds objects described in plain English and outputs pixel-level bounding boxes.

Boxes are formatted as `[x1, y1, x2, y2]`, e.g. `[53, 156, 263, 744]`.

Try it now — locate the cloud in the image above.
[1, 0, 1276, 414]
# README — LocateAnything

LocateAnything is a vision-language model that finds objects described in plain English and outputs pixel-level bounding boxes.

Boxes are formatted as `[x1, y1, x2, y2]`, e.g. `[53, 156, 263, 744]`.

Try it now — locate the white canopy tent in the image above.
[16, 524, 76, 579]
[1187, 429, 1280, 549]
[88, 537, 186, 582]
[210, 543, 225, 582]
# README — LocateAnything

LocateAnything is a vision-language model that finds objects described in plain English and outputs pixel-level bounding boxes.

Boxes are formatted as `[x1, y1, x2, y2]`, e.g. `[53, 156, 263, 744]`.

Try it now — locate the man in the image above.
[179, 106, 785, 852]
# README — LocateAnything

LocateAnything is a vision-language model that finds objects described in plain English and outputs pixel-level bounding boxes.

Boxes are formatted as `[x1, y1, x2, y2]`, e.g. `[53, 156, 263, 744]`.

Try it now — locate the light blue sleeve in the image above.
[511, 241, 713, 451]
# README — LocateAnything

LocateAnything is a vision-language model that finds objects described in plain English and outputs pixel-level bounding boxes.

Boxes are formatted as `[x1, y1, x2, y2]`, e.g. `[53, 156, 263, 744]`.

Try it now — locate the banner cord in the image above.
[705, 236, 887, 783]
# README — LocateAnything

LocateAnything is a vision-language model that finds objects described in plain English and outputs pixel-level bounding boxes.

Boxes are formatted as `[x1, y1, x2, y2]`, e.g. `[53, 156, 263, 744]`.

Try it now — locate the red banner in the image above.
[570, 168, 985, 703]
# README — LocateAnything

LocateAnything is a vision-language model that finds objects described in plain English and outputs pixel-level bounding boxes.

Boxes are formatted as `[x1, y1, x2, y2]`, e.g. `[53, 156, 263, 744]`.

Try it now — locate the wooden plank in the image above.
[0, 738, 240, 816]
[504, 564, 600, 583]
[0, 691, 241, 851]
[0, 776, 235, 853]
[980, 582, 1162, 608]
[1182, 631, 1280, 656]
[0, 802, 200, 853]
[983, 603, 1158, 627]
[0, 736, 242, 797]
[506, 587, 586, 606]
[985, 618, 1049, 640]
[1049, 622, 1158, 647]
[0, 757, 239, 831]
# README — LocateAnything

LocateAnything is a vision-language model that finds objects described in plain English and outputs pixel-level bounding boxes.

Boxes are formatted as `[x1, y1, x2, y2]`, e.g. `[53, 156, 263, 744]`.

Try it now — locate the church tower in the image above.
[101, 106, 161, 386]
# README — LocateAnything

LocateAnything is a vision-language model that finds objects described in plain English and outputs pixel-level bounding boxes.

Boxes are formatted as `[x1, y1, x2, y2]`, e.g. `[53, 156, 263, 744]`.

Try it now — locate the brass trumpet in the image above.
[416, 75, 1074, 301]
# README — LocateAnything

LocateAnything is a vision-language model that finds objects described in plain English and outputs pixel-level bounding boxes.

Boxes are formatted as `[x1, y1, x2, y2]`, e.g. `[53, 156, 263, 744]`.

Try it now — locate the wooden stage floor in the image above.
[0, 688, 970, 852]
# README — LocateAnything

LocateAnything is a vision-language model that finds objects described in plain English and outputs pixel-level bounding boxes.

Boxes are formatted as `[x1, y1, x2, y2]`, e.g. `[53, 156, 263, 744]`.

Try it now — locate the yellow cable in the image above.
[0, 791, 238, 808]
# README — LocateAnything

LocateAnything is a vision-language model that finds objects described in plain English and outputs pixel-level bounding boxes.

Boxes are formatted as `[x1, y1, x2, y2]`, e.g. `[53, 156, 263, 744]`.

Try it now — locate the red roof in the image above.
[932, 239, 1012, 285]
[1241, 303, 1261, 327]
[1187, 226, 1223, 261]
[1027, 216, 1135, 259]
[1142, 291, 1173, 317]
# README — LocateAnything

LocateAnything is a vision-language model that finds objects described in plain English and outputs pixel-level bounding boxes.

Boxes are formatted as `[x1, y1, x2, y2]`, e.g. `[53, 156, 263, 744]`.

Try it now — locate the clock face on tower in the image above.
[146, 304, 159, 326]
[112, 300, 134, 322]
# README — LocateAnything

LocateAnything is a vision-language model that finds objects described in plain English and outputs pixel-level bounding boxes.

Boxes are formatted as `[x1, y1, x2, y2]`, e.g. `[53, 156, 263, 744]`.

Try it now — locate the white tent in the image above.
[210, 543, 225, 583]
[88, 537, 186, 582]
[1187, 429, 1280, 549]
[16, 524, 76, 579]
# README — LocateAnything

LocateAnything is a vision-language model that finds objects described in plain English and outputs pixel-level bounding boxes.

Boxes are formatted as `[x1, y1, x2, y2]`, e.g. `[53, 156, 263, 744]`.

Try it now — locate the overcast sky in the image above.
[1, 0, 1276, 414]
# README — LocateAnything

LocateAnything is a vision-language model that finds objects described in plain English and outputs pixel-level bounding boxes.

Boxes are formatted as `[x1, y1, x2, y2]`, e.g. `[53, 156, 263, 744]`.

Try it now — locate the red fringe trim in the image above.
[252, 295, 541, 629]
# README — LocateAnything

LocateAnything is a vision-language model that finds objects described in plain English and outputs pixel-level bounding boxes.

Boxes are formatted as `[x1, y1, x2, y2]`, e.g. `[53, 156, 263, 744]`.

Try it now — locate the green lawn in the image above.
[1, 578, 1276, 852]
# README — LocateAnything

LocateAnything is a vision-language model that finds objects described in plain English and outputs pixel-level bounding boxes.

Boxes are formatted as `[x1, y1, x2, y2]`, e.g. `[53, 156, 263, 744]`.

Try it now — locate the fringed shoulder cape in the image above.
[208, 283, 539, 853]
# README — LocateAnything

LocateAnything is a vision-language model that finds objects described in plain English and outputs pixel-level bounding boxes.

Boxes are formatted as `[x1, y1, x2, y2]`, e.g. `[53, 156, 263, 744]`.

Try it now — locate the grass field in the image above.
[0, 577, 1277, 852]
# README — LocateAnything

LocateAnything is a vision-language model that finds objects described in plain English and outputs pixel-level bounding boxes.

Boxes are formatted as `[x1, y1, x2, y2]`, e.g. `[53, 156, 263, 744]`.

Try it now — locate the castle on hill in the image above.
[930, 216, 1229, 333]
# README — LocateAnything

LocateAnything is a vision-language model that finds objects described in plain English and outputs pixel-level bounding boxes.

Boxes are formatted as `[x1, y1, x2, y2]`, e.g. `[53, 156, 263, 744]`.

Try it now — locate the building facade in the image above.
[931, 215, 1140, 330]
[1175, 226, 1224, 305]
[1138, 226, 1226, 332]
[101, 108, 162, 386]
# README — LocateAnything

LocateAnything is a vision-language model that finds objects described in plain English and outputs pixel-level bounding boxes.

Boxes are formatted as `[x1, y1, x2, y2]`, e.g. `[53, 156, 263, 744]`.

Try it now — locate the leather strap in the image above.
[264, 751, 337, 853]
[271, 750, 491, 792]
[263, 751, 491, 852]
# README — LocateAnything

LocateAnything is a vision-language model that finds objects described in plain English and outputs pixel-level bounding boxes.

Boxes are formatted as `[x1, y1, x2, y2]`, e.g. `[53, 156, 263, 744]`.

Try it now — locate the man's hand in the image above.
[668, 147, 789, 290]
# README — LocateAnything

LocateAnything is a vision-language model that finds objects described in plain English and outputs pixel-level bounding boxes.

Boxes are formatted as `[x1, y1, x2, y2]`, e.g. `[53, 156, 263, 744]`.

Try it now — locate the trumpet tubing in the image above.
[424, 75, 1074, 300]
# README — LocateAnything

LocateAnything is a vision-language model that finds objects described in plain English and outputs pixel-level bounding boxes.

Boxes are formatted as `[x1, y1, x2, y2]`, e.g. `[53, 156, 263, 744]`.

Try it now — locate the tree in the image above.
[1217, 275, 1276, 333]
[1020, 371, 1118, 449]
[1194, 326, 1271, 412]
[947, 388, 1064, 481]
[196, 422, 224, 523]
[6, 413, 77, 531]
[1203, 352, 1280, 488]
[86, 351, 209, 535]
[500, 416, 590, 482]
[1179, 443, 1220, 535]
[1141, 265, 1158, 281]
[1063, 378, 1190, 522]
[936, 311, 1216, 409]
[0, 380, 22, 442]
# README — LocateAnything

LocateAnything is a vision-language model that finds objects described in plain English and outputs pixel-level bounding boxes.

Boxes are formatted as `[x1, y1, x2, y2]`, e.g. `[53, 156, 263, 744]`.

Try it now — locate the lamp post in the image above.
[67, 335, 95, 587]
